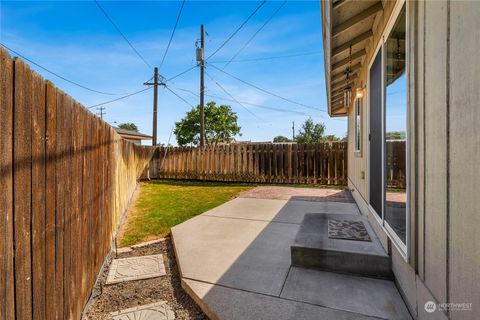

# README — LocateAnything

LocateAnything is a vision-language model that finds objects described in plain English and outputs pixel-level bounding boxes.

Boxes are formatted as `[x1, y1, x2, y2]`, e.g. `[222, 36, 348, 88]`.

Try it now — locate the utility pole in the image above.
[292, 121, 295, 141]
[96, 106, 106, 120]
[144, 67, 165, 146]
[198, 24, 206, 146]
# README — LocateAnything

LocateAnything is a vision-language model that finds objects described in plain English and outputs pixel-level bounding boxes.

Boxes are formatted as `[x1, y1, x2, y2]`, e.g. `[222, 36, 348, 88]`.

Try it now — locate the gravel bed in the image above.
[84, 237, 208, 319]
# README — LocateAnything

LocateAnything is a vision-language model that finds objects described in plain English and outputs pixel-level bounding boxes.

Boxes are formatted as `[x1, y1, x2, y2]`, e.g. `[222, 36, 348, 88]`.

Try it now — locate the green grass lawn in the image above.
[119, 180, 253, 246]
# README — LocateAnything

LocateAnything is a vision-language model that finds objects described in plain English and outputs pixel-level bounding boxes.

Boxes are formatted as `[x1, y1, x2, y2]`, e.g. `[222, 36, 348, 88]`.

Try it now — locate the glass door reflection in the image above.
[384, 6, 407, 245]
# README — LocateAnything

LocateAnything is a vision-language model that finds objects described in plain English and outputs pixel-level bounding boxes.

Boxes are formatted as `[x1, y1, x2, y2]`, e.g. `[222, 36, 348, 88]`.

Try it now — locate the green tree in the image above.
[386, 131, 406, 140]
[273, 135, 291, 143]
[295, 118, 326, 143]
[174, 101, 241, 146]
[118, 122, 139, 132]
[323, 134, 340, 142]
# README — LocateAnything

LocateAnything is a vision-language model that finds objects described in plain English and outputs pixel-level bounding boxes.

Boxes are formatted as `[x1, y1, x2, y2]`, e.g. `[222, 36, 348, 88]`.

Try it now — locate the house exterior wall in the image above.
[124, 138, 142, 145]
[345, 1, 479, 319]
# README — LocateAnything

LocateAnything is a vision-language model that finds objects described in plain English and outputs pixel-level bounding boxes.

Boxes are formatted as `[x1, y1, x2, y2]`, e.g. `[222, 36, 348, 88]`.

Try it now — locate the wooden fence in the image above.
[143, 142, 348, 185]
[0, 48, 155, 320]
[386, 140, 406, 188]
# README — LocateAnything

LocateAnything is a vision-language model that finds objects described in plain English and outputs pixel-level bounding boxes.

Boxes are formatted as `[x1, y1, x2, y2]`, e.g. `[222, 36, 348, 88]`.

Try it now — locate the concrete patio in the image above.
[172, 187, 412, 320]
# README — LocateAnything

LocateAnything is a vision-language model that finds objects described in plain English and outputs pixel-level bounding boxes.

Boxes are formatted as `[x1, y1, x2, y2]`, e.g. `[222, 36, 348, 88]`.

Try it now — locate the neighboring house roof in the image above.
[321, 0, 384, 117]
[113, 127, 152, 140]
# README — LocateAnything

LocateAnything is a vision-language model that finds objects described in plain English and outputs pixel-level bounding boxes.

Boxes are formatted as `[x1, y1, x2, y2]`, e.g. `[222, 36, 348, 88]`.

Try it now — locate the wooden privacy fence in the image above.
[144, 142, 348, 185]
[386, 140, 406, 188]
[0, 48, 155, 320]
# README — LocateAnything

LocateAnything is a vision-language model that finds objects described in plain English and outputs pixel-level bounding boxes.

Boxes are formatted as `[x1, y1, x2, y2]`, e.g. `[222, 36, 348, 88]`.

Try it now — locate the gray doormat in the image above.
[328, 220, 371, 242]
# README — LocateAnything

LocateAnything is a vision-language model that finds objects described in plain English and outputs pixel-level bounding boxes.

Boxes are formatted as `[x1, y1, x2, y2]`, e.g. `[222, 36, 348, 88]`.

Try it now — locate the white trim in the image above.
[385, 221, 408, 258]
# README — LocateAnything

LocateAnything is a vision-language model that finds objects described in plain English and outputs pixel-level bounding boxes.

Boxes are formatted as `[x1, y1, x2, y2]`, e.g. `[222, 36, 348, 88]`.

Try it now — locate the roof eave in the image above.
[321, 0, 383, 118]
[321, 0, 333, 117]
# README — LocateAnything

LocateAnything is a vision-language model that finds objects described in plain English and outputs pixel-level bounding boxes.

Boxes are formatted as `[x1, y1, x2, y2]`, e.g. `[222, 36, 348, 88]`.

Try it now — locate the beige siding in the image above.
[423, 0, 448, 304]
[448, 2, 480, 319]
[415, 2, 480, 317]
[345, 0, 480, 317]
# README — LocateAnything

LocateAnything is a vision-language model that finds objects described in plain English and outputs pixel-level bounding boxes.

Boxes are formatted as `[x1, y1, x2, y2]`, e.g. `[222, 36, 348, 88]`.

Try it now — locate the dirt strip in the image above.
[84, 237, 208, 319]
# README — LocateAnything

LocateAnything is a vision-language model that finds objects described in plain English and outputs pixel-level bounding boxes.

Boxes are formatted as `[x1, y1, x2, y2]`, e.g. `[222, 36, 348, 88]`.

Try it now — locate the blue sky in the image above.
[386, 73, 407, 134]
[0, 0, 347, 145]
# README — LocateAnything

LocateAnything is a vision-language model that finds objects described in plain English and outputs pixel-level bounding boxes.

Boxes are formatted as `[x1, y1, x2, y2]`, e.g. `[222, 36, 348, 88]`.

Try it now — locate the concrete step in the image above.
[291, 213, 392, 279]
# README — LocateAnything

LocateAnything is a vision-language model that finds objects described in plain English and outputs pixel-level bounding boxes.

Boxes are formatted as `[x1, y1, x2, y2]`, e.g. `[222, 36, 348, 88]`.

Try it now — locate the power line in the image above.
[164, 85, 196, 108]
[210, 50, 322, 64]
[206, 0, 267, 60]
[174, 87, 307, 116]
[165, 65, 198, 82]
[222, 0, 287, 69]
[1, 43, 131, 96]
[206, 62, 327, 113]
[159, 0, 186, 71]
[94, 0, 152, 70]
[88, 86, 152, 108]
[174, 86, 345, 122]
[204, 70, 262, 121]
[208, 93, 307, 116]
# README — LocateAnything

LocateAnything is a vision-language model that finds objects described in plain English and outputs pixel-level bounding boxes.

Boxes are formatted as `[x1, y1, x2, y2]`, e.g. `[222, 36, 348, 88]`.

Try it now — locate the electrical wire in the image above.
[174, 87, 307, 116]
[0, 43, 132, 96]
[165, 65, 198, 82]
[174, 86, 345, 123]
[204, 70, 263, 121]
[207, 63, 327, 113]
[88, 87, 152, 108]
[159, 0, 186, 71]
[165, 85, 196, 108]
[206, 0, 267, 60]
[209, 50, 322, 64]
[222, 0, 287, 69]
[94, 0, 152, 70]
[207, 93, 307, 116]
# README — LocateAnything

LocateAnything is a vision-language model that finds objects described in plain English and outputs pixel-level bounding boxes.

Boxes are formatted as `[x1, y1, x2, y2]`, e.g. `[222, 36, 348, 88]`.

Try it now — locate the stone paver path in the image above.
[106, 254, 166, 284]
[110, 301, 175, 320]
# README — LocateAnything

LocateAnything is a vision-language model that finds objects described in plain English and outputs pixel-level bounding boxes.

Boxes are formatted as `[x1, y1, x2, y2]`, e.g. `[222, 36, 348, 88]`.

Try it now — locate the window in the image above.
[354, 98, 362, 154]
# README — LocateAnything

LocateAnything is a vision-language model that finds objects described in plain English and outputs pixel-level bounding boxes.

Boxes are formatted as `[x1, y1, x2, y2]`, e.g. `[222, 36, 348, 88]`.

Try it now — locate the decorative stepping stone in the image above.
[110, 301, 175, 320]
[106, 254, 166, 284]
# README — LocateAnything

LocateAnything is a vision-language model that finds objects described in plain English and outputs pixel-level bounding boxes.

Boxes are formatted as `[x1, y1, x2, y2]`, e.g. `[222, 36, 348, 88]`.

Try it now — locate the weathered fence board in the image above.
[143, 142, 349, 185]
[0, 48, 155, 319]
[14, 57, 33, 320]
[31, 71, 46, 320]
[0, 45, 15, 320]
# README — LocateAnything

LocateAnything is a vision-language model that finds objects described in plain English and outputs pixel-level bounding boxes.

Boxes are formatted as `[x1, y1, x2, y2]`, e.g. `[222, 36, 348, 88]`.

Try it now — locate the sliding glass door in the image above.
[384, 6, 407, 246]
[368, 2, 407, 253]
